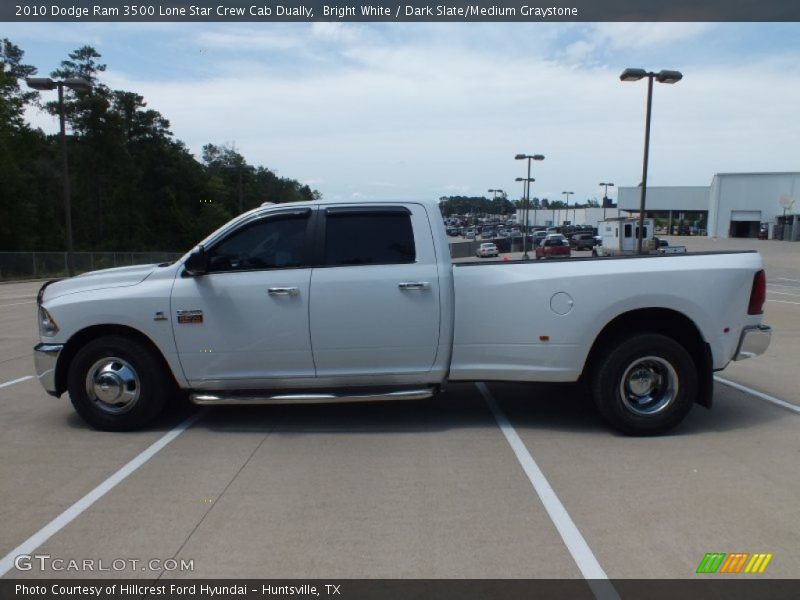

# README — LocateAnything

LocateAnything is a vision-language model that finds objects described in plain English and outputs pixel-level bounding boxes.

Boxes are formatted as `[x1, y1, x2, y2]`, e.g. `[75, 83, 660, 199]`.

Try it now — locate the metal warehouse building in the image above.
[618, 172, 800, 240]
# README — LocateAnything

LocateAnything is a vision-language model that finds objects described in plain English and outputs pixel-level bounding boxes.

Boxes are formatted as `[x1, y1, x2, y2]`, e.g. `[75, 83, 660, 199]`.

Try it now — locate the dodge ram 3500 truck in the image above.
[34, 200, 772, 435]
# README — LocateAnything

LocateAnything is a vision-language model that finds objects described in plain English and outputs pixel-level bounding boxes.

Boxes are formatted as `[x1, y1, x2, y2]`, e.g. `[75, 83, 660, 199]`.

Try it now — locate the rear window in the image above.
[325, 211, 416, 266]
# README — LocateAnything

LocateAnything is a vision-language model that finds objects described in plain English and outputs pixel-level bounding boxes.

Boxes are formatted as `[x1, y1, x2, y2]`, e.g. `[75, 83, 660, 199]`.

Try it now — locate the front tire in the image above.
[591, 333, 697, 435]
[67, 335, 172, 431]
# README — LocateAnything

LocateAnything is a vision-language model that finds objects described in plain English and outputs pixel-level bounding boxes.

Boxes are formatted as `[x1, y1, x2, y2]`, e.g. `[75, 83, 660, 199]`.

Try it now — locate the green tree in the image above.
[0, 42, 321, 254]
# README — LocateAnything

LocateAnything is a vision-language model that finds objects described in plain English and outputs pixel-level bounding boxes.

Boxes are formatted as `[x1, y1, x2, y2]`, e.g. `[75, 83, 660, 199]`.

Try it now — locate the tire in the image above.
[591, 333, 697, 435]
[67, 335, 172, 431]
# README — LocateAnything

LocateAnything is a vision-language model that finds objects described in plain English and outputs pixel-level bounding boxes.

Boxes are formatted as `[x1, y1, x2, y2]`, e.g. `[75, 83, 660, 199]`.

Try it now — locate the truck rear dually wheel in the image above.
[67, 335, 171, 431]
[591, 333, 697, 435]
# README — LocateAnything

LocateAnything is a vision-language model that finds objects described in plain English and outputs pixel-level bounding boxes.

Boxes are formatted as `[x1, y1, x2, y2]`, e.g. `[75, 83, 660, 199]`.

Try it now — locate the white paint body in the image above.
[38, 200, 766, 392]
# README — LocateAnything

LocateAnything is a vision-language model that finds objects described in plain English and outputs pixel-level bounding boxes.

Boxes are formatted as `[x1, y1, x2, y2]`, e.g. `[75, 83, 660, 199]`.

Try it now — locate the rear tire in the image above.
[591, 333, 697, 435]
[67, 335, 172, 431]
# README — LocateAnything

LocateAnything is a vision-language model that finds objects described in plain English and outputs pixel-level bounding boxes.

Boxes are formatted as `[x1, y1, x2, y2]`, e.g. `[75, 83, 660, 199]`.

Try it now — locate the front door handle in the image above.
[398, 282, 430, 291]
[268, 287, 300, 296]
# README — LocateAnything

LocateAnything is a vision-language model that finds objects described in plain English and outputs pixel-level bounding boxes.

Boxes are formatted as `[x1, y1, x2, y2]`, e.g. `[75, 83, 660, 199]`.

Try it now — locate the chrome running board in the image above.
[189, 388, 435, 406]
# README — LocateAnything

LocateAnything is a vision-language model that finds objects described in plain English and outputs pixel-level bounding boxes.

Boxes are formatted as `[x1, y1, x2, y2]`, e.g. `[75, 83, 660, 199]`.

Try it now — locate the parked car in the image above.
[655, 239, 688, 255]
[480, 229, 496, 239]
[536, 236, 571, 259]
[570, 233, 596, 250]
[463, 228, 476, 239]
[531, 230, 548, 245]
[476, 242, 499, 258]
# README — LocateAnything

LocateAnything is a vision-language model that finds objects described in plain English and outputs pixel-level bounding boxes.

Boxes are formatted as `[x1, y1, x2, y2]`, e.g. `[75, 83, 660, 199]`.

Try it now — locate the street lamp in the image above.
[515, 177, 536, 258]
[27, 76, 93, 276]
[562, 191, 574, 225]
[488, 188, 505, 221]
[515, 153, 545, 259]
[599, 182, 615, 219]
[620, 68, 682, 253]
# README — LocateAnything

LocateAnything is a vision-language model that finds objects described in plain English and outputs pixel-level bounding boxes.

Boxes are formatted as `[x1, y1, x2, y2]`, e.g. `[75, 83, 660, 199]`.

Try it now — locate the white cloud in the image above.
[18, 23, 800, 203]
[591, 23, 716, 51]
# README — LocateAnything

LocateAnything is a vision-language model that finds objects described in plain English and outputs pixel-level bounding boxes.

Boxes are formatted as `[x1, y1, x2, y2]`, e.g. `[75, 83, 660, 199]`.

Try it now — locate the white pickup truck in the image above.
[34, 200, 771, 435]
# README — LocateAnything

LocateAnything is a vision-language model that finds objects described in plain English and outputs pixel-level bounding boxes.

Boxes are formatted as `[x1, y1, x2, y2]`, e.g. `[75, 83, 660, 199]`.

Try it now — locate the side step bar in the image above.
[190, 388, 435, 406]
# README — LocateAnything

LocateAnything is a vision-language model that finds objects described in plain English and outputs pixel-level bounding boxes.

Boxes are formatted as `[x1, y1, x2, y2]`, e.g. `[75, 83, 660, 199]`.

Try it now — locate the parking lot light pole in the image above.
[515, 177, 536, 258]
[26, 76, 93, 276]
[515, 154, 544, 259]
[599, 182, 615, 220]
[562, 191, 574, 225]
[620, 68, 682, 254]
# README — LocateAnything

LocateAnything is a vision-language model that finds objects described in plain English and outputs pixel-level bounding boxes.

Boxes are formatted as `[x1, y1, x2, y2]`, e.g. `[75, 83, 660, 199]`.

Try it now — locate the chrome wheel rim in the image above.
[85, 357, 140, 414]
[618, 356, 678, 416]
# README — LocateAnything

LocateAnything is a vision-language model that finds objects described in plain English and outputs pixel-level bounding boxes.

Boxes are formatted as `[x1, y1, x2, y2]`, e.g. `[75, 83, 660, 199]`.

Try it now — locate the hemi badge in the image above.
[154, 311, 168, 322]
[177, 309, 203, 324]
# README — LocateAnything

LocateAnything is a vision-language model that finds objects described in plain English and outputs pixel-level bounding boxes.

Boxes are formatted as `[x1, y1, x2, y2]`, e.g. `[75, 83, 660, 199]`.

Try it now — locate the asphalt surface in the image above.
[1, 239, 798, 583]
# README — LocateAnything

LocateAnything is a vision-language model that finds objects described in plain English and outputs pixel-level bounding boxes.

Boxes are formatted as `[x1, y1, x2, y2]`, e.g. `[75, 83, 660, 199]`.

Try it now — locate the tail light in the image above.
[748, 270, 766, 315]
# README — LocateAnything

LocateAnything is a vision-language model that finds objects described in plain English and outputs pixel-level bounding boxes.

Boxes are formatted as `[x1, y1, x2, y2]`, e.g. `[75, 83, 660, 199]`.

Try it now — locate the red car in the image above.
[535, 236, 571, 259]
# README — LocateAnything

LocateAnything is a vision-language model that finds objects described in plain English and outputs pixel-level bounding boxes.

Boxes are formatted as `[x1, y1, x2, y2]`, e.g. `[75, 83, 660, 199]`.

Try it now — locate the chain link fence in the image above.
[0, 252, 184, 281]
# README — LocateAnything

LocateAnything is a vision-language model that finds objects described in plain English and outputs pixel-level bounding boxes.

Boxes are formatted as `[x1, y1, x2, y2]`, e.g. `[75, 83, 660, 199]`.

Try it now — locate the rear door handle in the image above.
[398, 282, 430, 291]
[268, 287, 300, 296]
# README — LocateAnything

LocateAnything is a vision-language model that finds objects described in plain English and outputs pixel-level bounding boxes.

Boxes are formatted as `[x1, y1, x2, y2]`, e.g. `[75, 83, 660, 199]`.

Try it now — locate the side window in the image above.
[325, 211, 416, 266]
[207, 213, 309, 272]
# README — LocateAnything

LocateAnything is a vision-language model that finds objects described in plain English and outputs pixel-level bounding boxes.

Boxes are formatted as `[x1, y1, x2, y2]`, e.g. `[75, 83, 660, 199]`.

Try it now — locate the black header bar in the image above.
[4, 0, 800, 22]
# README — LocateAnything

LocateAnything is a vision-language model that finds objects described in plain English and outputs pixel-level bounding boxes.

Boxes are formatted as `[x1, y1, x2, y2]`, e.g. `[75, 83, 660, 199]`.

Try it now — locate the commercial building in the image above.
[516, 206, 621, 229]
[617, 172, 800, 240]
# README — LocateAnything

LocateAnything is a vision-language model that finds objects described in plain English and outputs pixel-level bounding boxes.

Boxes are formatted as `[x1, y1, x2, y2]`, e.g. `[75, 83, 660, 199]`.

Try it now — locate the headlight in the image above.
[38, 307, 59, 337]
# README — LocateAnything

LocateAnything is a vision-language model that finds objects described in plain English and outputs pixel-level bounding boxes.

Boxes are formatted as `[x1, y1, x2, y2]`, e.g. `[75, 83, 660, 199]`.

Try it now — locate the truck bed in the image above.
[448, 251, 762, 382]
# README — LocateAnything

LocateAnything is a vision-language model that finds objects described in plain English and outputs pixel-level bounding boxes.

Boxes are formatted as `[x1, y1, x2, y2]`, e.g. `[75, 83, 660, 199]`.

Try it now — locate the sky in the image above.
[8, 21, 800, 204]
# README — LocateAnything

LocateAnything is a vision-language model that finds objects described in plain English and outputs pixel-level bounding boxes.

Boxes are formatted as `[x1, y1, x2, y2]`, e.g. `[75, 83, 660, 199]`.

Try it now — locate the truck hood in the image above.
[43, 264, 158, 301]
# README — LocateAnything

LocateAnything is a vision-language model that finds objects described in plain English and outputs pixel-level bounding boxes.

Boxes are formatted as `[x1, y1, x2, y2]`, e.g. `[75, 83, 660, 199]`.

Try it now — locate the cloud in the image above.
[592, 23, 716, 51]
[17, 23, 800, 204]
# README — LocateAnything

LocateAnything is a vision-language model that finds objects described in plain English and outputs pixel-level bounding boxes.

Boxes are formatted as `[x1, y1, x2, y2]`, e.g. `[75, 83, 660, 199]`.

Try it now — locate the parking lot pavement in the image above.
[0, 375, 196, 564]
[723, 301, 799, 405]
[486, 381, 800, 579]
[0, 281, 39, 380]
[9, 390, 579, 579]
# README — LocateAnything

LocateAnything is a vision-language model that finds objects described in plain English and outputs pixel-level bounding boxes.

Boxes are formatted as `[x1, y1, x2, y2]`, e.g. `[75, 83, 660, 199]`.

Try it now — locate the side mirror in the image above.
[184, 245, 208, 276]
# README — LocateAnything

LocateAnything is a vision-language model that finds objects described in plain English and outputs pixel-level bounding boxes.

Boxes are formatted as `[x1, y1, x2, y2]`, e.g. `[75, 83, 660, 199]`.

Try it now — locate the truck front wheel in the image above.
[67, 335, 171, 431]
[591, 333, 697, 435]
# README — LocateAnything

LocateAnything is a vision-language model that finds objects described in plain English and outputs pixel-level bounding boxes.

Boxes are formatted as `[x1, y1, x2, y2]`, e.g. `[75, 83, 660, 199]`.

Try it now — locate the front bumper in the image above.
[733, 325, 772, 361]
[33, 343, 63, 396]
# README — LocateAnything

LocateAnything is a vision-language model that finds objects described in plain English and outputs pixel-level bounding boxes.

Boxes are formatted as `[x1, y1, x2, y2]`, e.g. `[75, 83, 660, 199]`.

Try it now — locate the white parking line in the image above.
[767, 291, 800, 297]
[0, 375, 34, 389]
[775, 277, 800, 283]
[0, 409, 205, 577]
[767, 283, 800, 289]
[477, 383, 618, 599]
[767, 299, 800, 306]
[715, 377, 800, 415]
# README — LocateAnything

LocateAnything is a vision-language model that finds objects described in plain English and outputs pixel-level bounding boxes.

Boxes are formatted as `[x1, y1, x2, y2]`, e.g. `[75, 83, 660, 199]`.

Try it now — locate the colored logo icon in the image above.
[696, 552, 773, 574]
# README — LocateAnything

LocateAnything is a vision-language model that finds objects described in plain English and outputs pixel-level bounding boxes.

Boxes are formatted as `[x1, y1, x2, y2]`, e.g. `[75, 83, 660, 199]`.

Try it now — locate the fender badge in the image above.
[177, 309, 203, 324]
[154, 311, 168, 321]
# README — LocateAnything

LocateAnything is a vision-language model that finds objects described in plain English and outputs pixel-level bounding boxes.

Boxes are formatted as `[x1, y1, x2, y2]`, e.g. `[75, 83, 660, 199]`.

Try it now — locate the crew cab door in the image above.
[171, 208, 315, 388]
[309, 205, 441, 378]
